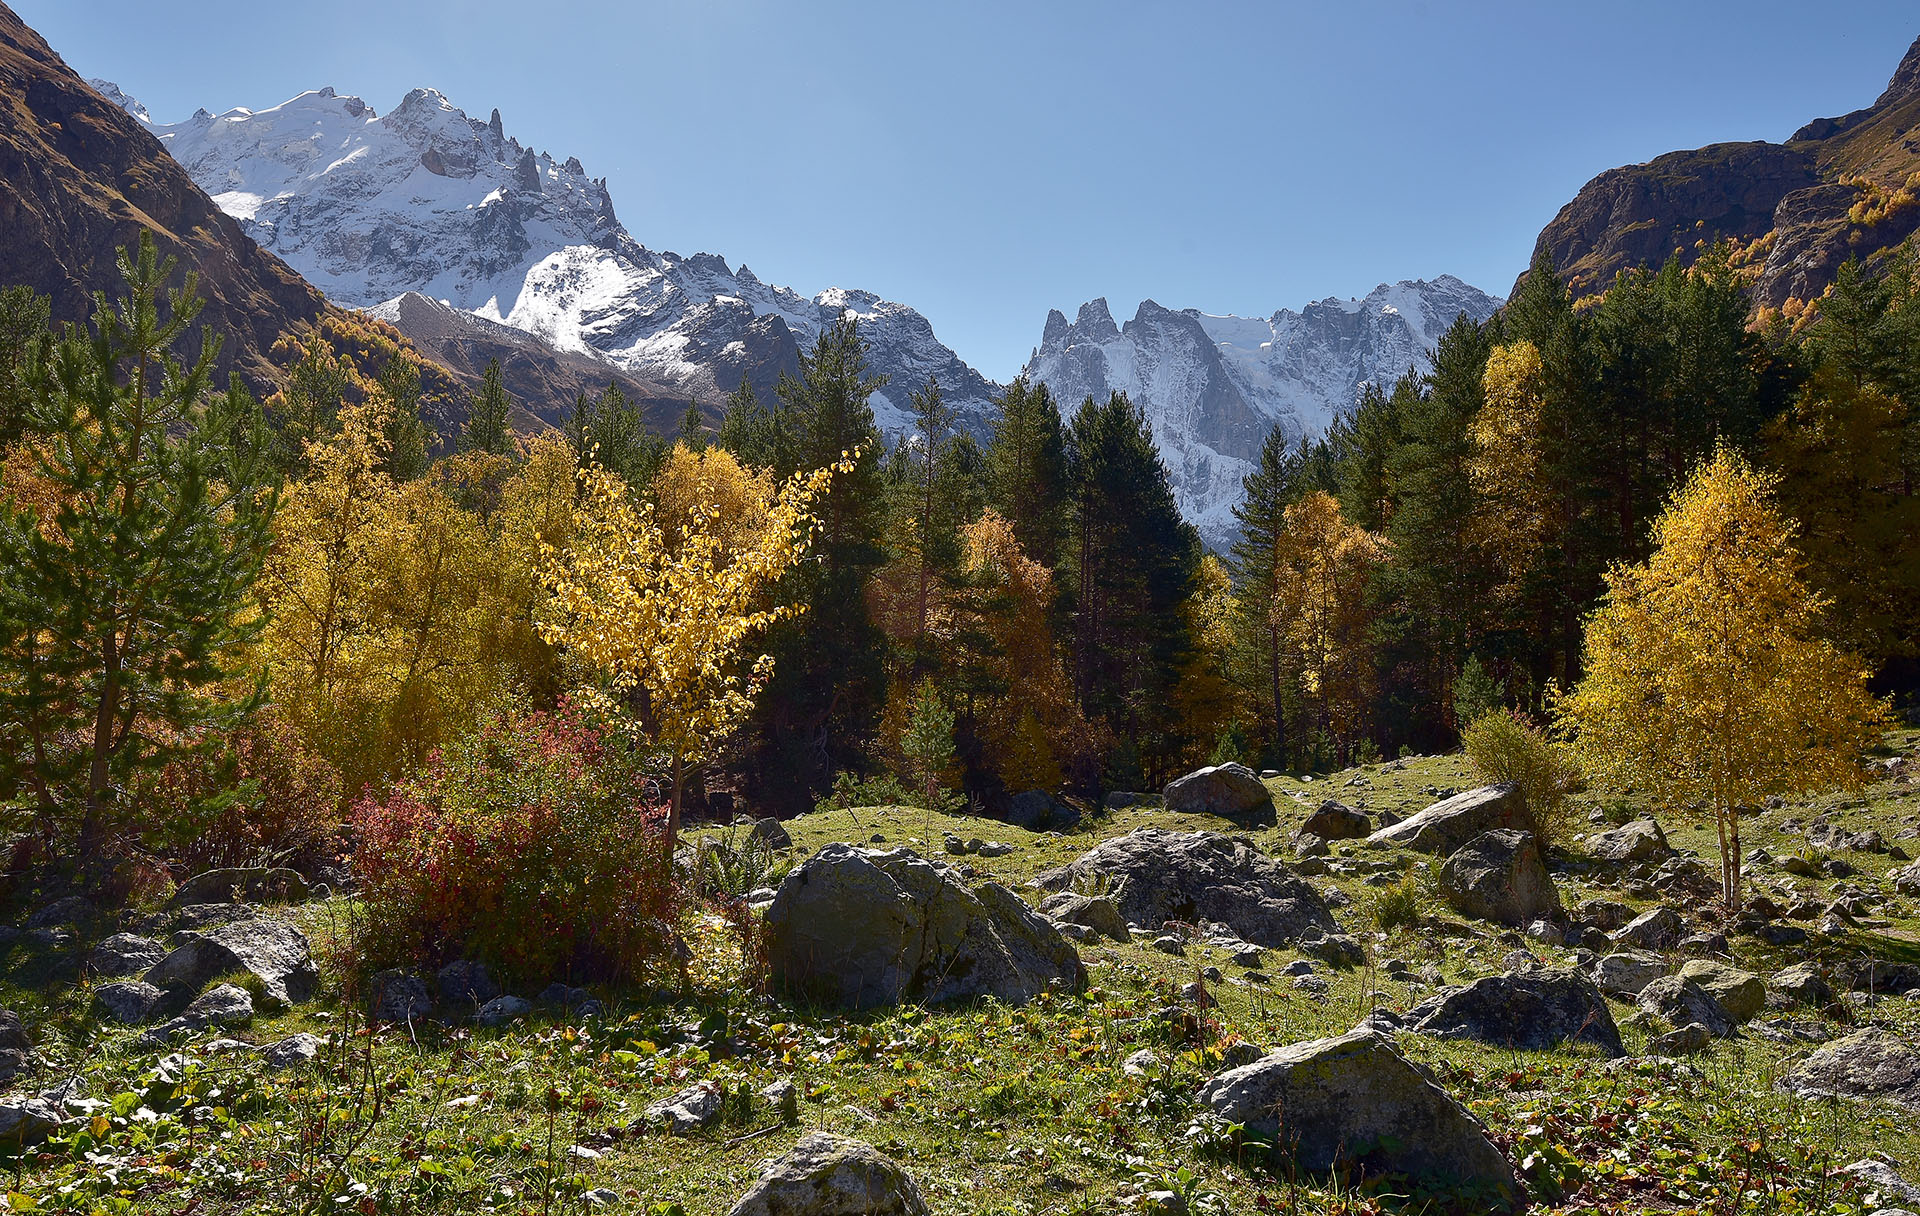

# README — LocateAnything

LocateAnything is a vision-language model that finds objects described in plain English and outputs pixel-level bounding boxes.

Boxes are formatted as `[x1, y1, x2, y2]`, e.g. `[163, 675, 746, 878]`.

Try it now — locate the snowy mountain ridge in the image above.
[94, 80, 999, 437]
[1024, 277, 1503, 545]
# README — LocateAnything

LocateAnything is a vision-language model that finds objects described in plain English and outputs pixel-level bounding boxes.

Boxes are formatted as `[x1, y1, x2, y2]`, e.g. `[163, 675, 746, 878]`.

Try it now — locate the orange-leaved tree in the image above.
[539, 442, 852, 854]
[1554, 448, 1889, 908]
[1270, 491, 1387, 758]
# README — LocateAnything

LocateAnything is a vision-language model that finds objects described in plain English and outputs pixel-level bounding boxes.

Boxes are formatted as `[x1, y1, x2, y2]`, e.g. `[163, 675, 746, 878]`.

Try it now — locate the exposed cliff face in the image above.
[0, 2, 326, 392]
[113, 82, 999, 436]
[1525, 33, 1920, 309]
[1025, 278, 1503, 546]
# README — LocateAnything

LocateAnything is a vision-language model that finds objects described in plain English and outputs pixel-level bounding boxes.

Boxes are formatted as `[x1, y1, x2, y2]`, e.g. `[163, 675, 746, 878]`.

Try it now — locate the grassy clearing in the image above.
[8, 740, 1919, 1214]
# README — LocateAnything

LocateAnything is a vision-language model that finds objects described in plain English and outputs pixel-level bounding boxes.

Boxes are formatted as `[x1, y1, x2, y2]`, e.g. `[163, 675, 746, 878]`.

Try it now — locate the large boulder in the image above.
[170, 866, 310, 906]
[1301, 800, 1370, 841]
[1197, 1030, 1518, 1205]
[726, 1131, 930, 1216]
[1613, 906, 1684, 950]
[1365, 785, 1526, 855]
[1676, 960, 1765, 1022]
[1637, 976, 1735, 1038]
[1001, 790, 1078, 831]
[1767, 962, 1834, 1008]
[1588, 818, 1672, 864]
[85, 933, 167, 978]
[1035, 829, 1335, 948]
[765, 845, 1084, 1011]
[1162, 764, 1276, 826]
[1036, 892, 1129, 943]
[144, 917, 317, 1009]
[1405, 968, 1625, 1057]
[1438, 829, 1561, 927]
[1776, 1028, 1920, 1110]
[1589, 952, 1667, 997]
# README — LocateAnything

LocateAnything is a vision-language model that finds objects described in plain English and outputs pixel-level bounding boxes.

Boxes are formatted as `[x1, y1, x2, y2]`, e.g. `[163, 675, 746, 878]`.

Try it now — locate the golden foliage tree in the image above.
[955, 509, 1085, 791]
[540, 444, 849, 851]
[1469, 339, 1553, 582]
[1270, 492, 1387, 757]
[1172, 553, 1246, 764]
[1555, 449, 1890, 908]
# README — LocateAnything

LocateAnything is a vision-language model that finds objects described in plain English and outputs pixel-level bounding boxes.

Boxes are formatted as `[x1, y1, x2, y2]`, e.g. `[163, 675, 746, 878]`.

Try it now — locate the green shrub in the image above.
[351, 699, 681, 987]
[1370, 874, 1424, 931]
[1462, 708, 1583, 849]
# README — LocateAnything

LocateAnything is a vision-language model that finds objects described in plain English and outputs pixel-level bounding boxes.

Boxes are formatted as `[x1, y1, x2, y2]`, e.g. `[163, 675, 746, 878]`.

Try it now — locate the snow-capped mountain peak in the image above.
[98, 80, 998, 437]
[1026, 276, 1503, 547]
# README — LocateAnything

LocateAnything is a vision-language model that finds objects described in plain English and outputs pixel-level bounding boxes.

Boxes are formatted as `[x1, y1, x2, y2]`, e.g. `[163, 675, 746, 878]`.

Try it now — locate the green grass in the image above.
[8, 738, 1919, 1214]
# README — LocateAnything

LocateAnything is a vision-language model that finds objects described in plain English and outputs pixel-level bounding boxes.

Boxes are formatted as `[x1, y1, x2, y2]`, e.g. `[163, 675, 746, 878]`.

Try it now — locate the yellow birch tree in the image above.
[1555, 448, 1890, 908]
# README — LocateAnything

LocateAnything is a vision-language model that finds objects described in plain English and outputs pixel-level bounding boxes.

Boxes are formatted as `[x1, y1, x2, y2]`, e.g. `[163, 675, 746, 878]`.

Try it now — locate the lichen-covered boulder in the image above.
[1439, 829, 1561, 927]
[1162, 763, 1276, 825]
[92, 980, 163, 1024]
[1365, 785, 1526, 855]
[1588, 818, 1671, 864]
[1037, 892, 1129, 942]
[85, 933, 167, 978]
[766, 845, 1084, 1011]
[144, 917, 316, 1009]
[1198, 1030, 1518, 1205]
[1777, 1028, 1920, 1110]
[1589, 952, 1667, 997]
[170, 866, 310, 906]
[1405, 967, 1624, 1057]
[1677, 960, 1765, 1023]
[1637, 976, 1735, 1038]
[1301, 800, 1370, 840]
[1036, 829, 1334, 948]
[726, 1132, 930, 1216]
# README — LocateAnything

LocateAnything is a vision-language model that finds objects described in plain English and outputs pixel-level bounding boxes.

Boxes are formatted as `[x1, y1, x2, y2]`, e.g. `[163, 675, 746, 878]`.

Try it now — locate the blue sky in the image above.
[18, 1, 1919, 381]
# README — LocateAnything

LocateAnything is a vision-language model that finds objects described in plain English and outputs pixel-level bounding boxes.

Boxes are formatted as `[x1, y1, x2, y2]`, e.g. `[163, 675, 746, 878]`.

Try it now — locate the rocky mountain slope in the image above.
[106, 82, 999, 436]
[0, 2, 327, 391]
[1527, 32, 1920, 310]
[1025, 278, 1502, 544]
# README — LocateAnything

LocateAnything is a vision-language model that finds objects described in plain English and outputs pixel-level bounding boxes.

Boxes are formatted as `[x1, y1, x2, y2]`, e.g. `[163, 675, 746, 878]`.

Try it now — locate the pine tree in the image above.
[460, 359, 512, 456]
[377, 355, 433, 480]
[1064, 391, 1199, 781]
[0, 285, 50, 448]
[985, 375, 1068, 569]
[678, 399, 707, 451]
[567, 380, 663, 490]
[1229, 425, 1312, 763]
[0, 234, 275, 857]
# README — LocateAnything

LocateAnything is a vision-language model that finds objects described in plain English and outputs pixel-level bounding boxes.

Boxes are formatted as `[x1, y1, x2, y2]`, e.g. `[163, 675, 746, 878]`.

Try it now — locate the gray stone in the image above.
[145, 917, 317, 1009]
[143, 983, 254, 1044]
[0, 1099, 61, 1147]
[1439, 829, 1561, 927]
[370, 970, 432, 1023]
[436, 959, 500, 1007]
[1768, 962, 1834, 1007]
[761, 1077, 799, 1123]
[1365, 785, 1527, 855]
[1577, 899, 1635, 931]
[1588, 818, 1672, 864]
[262, 1033, 325, 1068]
[1161, 763, 1276, 826]
[1613, 906, 1684, 950]
[1301, 800, 1369, 840]
[1637, 977, 1736, 1038]
[726, 1131, 930, 1216]
[745, 817, 792, 851]
[86, 933, 166, 978]
[25, 896, 94, 929]
[1589, 952, 1667, 997]
[1405, 968, 1624, 1057]
[1003, 790, 1076, 831]
[1777, 1029, 1920, 1110]
[644, 1082, 723, 1133]
[1650, 1022, 1712, 1056]
[1844, 1159, 1920, 1208]
[1677, 960, 1765, 1022]
[1893, 860, 1920, 897]
[766, 845, 1084, 1011]
[477, 995, 531, 1027]
[1197, 1030, 1517, 1202]
[170, 866, 310, 907]
[1036, 892, 1129, 942]
[1036, 829, 1335, 948]
[1150, 934, 1187, 956]
[92, 980, 162, 1024]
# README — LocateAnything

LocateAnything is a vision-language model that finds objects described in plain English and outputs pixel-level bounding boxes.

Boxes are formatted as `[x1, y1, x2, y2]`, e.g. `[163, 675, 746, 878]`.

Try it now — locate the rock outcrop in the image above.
[1438, 829, 1561, 926]
[1405, 968, 1624, 1057]
[1366, 786, 1527, 855]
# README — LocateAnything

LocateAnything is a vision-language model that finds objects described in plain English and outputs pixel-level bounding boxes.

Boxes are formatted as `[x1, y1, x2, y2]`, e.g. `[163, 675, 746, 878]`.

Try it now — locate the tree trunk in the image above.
[667, 749, 684, 863]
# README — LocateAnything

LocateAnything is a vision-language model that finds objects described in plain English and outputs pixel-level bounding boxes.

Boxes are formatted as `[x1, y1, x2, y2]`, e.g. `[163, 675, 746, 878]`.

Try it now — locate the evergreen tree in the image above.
[1333, 373, 1415, 531]
[1064, 391, 1199, 781]
[0, 234, 275, 857]
[985, 375, 1069, 568]
[566, 380, 663, 490]
[460, 359, 512, 456]
[269, 329, 351, 475]
[751, 313, 890, 805]
[376, 355, 433, 480]
[678, 399, 707, 451]
[0, 285, 50, 448]
[1228, 425, 1313, 763]
[717, 375, 794, 471]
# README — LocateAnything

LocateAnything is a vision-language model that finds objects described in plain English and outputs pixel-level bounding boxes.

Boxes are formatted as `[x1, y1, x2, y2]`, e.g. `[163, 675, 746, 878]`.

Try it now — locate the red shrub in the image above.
[350, 699, 680, 987]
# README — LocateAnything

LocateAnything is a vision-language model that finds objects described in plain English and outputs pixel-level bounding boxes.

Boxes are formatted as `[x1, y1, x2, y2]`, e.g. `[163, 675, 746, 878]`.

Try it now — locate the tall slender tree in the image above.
[460, 359, 512, 456]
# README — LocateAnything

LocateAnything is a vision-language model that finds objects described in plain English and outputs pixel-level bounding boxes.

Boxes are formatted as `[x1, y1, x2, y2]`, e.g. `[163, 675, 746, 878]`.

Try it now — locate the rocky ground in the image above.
[3, 735, 1918, 1214]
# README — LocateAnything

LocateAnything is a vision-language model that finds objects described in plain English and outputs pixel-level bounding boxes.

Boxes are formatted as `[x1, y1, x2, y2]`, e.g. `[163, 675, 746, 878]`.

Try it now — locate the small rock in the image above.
[726, 1132, 930, 1215]
[645, 1082, 723, 1133]
[85, 933, 166, 978]
[370, 970, 432, 1023]
[1589, 818, 1672, 864]
[1590, 952, 1667, 997]
[25, 896, 94, 929]
[0, 1098, 61, 1147]
[262, 1033, 325, 1068]
[1037, 892, 1129, 943]
[170, 866, 310, 906]
[1613, 906, 1684, 950]
[476, 995, 531, 1027]
[1676, 960, 1765, 1022]
[1301, 800, 1370, 840]
[92, 980, 163, 1024]
[1767, 962, 1834, 1008]
[1406, 968, 1624, 1057]
[1162, 763, 1276, 825]
[436, 959, 500, 1007]
[760, 1077, 798, 1123]
[1649, 1022, 1712, 1056]
[1150, 934, 1187, 956]
[745, 817, 792, 851]
[1638, 976, 1735, 1038]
